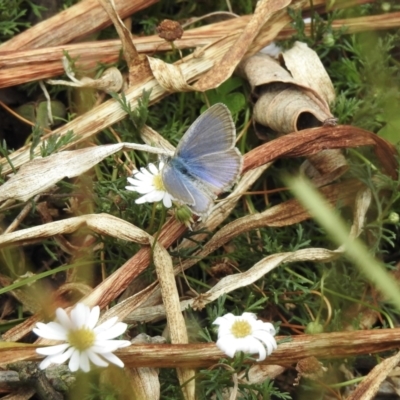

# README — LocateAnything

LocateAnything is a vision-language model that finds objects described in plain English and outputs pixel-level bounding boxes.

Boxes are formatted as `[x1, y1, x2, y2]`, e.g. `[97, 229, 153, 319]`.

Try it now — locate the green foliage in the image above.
[201, 77, 247, 116]
[36, 130, 75, 157]
[197, 358, 291, 399]
[0, 0, 29, 43]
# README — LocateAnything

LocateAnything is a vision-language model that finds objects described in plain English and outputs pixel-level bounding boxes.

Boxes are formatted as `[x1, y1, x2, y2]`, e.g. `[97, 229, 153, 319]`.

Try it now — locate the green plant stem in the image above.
[286, 176, 400, 313]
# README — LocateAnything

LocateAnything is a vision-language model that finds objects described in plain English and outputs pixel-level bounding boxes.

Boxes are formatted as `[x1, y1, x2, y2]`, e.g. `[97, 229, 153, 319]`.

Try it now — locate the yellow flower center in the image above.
[153, 174, 165, 191]
[231, 320, 252, 338]
[67, 328, 96, 351]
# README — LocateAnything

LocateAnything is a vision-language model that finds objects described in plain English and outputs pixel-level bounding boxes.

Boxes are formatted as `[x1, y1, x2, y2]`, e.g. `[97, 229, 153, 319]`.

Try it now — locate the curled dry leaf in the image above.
[280, 41, 335, 105]
[146, 56, 193, 92]
[0, 214, 150, 249]
[239, 47, 333, 133]
[253, 82, 332, 132]
[240, 45, 347, 185]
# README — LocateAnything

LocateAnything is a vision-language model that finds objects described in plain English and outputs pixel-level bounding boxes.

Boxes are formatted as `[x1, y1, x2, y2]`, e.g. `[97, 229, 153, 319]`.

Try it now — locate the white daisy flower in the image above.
[213, 312, 277, 362]
[33, 303, 131, 373]
[126, 162, 173, 208]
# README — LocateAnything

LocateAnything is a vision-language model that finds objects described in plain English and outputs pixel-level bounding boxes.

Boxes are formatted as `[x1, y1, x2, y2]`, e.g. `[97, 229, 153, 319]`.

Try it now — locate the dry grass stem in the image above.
[3, 329, 400, 369]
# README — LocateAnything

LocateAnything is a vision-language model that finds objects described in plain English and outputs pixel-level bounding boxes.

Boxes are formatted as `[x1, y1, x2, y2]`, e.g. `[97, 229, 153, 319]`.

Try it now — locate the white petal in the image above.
[70, 303, 87, 328]
[254, 343, 267, 361]
[238, 336, 267, 361]
[36, 343, 70, 356]
[86, 349, 109, 367]
[56, 308, 73, 330]
[79, 351, 91, 372]
[252, 331, 277, 355]
[39, 356, 56, 370]
[94, 339, 130, 351]
[162, 194, 172, 208]
[39, 346, 75, 369]
[100, 352, 124, 368]
[253, 320, 276, 335]
[216, 335, 239, 358]
[68, 349, 81, 372]
[116, 340, 131, 348]
[213, 313, 235, 327]
[140, 168, 153, 179]
[241, 312, 258, 322]
[50, 346, 74, 364]
[95, 322, 127, 340]
[148, 163, 159, 175]
[33, 322, 67, 340]
[88, 306, 100, 329]
[134, 171, 149, 181]
[127, 177, 138, 185]
[94, 317, 118, 333]
[135, 195, 149, 204]
[131, 185, 155, 194]
[127, 176, 150, 186]
[145, 191, 164, 202]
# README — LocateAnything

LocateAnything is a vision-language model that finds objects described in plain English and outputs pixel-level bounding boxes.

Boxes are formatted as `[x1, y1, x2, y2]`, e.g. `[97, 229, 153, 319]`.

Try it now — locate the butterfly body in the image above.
[161, 103, 243, 215]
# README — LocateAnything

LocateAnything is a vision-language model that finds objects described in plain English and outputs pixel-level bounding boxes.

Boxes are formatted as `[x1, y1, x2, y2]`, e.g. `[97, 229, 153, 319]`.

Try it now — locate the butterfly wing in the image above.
[175, 103, 236, 158]
[161, 160, 195, 206]
[162, 160, 215, 215]
[175, 103, 242, 193]
[183, 148, 242, 194]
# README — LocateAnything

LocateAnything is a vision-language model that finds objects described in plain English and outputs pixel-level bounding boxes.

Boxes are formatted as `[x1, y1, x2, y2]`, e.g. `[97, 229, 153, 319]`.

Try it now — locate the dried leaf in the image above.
[2, 5, 400, 88]
[193, 0, 292, 91]
[280, 41, 335, 105]
[152, 239, 195, 400]
[0, 0, 157, 51]
[253, 82, 332, 132]
[126, 367, 160, 400]
[239, 51, 333, 132]
[98, 0, 139, 66]
[0, 143, 168, 203]
[4, 329, 400, 369]
[243, 125, 398, 179]
[346, 351, 400, 400]
[48, 65, 124, 93]
[147, 57, 194, 92]
[301, 149, 349, 187]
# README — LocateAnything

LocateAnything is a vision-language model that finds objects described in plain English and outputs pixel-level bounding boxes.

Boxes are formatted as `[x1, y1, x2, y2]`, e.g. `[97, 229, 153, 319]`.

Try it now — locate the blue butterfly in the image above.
[161, 103, 243, 215]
